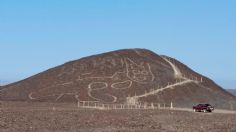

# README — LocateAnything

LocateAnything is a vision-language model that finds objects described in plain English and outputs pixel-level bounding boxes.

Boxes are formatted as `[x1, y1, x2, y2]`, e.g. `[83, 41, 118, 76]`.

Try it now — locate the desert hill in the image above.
[227, 89, 236, 96]
[1, 49, 236, 110]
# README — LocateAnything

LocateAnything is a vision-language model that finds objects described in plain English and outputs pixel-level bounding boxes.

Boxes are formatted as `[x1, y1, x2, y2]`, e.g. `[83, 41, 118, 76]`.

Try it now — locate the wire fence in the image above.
[78, 101, 174, 110]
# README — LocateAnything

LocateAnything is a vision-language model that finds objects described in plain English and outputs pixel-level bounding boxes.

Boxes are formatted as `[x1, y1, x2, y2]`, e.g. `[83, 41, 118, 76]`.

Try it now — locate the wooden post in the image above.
[151, 103, 154, 109]
[78, 101, 80, 108]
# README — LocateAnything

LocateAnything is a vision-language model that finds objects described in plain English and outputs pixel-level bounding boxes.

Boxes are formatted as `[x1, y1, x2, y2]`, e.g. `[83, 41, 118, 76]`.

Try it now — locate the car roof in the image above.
[197, 104, 211, 106]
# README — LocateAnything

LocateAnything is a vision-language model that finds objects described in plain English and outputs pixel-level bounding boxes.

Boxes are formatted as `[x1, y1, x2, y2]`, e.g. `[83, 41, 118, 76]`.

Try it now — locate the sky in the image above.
[0, 0, 236, 89]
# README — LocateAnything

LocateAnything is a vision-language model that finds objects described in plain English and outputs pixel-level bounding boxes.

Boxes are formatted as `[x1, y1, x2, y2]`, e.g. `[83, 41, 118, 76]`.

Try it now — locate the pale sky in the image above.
[0, 0, 236, 89]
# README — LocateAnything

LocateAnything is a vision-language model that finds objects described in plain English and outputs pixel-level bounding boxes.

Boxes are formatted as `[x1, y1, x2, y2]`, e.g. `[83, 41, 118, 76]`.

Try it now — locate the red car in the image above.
[193, 104, 214, 112]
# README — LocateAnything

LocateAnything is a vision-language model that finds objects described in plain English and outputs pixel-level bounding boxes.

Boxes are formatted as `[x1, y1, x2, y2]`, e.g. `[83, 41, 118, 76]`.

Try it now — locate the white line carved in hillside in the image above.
[85, 58, 155, 103]
[28, 81, 74, 100]
[28, 92, 76, 100]
[88, 82, 108, 91]
[28, 58, 155, 103]
[125, 58, 155, 83]
[111, 80, 132, 89]
[55, 94, 65, 101]
[57, 66, 77, 77]
[87, 82, 117, 103]
[77, 58, 155, 83]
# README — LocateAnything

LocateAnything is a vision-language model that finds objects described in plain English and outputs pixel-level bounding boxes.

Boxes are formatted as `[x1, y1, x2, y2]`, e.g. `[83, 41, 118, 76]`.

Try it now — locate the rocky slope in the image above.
[1, 49, 236, 110]
[227, 89, 236, 96]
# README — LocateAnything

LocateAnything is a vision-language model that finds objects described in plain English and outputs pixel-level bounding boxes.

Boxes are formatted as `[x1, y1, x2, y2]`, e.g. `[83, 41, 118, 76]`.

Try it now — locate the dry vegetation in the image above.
[0, 102, 236, 132]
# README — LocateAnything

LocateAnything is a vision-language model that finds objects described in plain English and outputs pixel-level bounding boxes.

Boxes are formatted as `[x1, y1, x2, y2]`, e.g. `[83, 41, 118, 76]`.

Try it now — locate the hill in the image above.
[227, 89, 236, 96]
[1, 49, 236, 110]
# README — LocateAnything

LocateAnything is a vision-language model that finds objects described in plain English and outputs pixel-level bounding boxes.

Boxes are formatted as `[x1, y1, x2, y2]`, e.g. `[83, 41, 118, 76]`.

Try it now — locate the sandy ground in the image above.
[0, 101, 236, 132]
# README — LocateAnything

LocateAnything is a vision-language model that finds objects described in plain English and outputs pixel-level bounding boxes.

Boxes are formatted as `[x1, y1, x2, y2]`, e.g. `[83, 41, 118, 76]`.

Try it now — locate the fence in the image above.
[77, 101, 173, 110]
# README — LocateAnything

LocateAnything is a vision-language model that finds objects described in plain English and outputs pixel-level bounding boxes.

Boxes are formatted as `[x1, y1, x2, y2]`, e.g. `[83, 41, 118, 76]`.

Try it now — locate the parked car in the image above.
[193, 104, 214, 112]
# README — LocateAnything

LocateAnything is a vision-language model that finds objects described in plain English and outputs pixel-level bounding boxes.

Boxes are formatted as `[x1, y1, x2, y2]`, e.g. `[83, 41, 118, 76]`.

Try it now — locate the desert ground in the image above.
[0, 101, 236, 132]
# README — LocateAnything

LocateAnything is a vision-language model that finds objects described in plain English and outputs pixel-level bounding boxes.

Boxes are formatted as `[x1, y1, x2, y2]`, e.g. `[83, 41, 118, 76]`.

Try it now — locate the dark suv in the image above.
[193, 104, 214, 112]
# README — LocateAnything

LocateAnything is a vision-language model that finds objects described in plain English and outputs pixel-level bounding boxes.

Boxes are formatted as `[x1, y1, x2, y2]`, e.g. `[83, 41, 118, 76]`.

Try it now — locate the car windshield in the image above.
[197, 104, 211, 106]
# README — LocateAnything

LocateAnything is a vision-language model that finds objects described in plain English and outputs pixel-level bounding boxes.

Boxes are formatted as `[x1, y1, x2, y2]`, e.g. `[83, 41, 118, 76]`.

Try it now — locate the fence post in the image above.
[78, 101, 80, 108]
[151, 103, 154, 109]
[170, 102, 173, 109]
